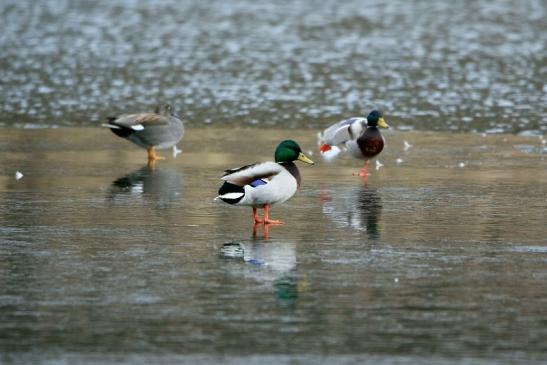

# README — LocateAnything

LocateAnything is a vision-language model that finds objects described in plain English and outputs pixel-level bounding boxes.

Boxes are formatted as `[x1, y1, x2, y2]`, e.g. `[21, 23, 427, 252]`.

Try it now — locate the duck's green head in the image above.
[275, 140, 314, 164]
[367, 110, 389, 129]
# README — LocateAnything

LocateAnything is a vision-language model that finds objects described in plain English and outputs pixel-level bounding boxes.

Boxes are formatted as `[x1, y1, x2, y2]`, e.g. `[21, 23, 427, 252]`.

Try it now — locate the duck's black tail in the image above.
[102, 118, 132, 138]
[216, 182, 245, 204]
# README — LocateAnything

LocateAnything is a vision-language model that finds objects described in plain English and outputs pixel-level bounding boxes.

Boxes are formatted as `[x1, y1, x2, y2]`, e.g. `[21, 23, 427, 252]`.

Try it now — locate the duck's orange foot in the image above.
[319, 190, 332, 203]
[353, 161, 370, 178]
[262, 204, 283, 225]
[148, 155, 166, 161]
[264, 219, 284, 225]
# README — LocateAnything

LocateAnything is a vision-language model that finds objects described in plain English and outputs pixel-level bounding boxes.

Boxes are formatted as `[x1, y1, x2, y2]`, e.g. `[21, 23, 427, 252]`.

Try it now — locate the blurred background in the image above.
[1, 0, 545, 133]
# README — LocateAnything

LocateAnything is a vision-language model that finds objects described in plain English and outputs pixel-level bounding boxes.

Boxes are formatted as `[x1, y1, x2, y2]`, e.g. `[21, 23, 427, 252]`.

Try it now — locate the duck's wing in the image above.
[221, 161, 284, 186]
[321, 117, 367, 146]
[104, 113, 169, 131]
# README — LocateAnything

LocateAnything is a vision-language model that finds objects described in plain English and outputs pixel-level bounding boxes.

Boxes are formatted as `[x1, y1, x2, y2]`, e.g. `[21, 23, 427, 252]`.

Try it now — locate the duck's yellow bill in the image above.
[298, 152, 314, 164]
[378, 117, 390, 129]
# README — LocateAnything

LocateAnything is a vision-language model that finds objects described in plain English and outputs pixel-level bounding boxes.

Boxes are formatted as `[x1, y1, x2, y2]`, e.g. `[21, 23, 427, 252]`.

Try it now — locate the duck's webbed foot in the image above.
[263, 204, 284, 225]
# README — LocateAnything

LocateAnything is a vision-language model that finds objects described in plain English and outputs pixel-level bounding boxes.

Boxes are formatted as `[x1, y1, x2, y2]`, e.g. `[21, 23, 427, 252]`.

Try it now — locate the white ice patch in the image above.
[15, 171, 24, 180]
[172, 145, 182, 157]
[131, 124, 145, 131]
[403, 140, 412, 151]
[375, 160, 383, 170]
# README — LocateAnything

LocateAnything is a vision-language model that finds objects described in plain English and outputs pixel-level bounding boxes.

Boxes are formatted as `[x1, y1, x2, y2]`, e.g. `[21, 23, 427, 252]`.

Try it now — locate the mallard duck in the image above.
[102, 103, 184, 164]
[319, 110, 389, 181]
[216, 140, 314, 225]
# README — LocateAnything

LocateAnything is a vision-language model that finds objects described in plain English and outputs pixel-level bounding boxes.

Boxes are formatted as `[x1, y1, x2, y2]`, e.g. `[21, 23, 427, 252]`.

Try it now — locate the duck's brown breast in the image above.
[356, 127, 384, 158]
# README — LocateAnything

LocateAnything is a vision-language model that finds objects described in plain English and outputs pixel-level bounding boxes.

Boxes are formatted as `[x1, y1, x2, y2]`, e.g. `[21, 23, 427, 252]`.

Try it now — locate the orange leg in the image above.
[263, 204, 283, 225]
[147, 146, 165, 162]
[252, 222, 272, 239]
[352, 160, 370, 185]
[262, 224, 271, 239]
[252, 207, 263, 224]
[252, 222, 261, 238]
[359, 160, 370, 177]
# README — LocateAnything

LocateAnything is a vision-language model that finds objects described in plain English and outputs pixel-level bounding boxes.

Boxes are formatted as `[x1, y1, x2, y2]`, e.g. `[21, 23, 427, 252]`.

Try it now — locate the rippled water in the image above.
[1, 0, 546, 133]
[1, 128, 546, 364]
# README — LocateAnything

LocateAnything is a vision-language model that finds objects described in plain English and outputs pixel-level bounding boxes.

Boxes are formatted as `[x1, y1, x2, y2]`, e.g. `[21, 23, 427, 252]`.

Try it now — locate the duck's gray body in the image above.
[104, 104, 184, 150]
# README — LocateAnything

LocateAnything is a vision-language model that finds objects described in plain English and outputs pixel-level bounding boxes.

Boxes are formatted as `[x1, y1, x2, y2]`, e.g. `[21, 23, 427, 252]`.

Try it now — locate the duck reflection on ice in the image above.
[107, 165, 182, 208]
[252, 222, 282, 240]
[219, 241, 299, 305]
[321, 186, 382, 239]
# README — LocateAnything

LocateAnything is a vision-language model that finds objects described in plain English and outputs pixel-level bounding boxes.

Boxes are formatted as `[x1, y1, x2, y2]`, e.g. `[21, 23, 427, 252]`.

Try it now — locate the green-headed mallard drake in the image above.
[102, 103, 184, 165]
[216, 140, 314, 225]
[319, 110, 389, 182]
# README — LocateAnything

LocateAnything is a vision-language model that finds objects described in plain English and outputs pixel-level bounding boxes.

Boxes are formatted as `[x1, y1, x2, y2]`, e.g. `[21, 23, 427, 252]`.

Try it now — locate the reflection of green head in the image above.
[274, 140, 314, 164]
[274, 276, 298, 305]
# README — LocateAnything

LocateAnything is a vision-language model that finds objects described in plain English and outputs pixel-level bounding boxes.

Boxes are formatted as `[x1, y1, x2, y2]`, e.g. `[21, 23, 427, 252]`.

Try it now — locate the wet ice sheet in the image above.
[0, 128, 546, 364]
[0, 0, 546, 133]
